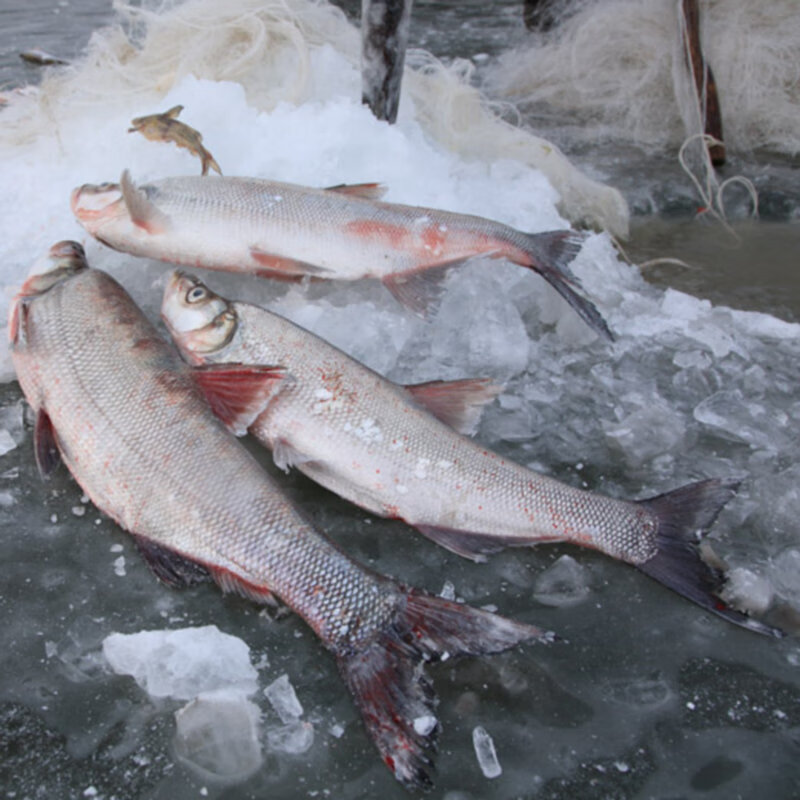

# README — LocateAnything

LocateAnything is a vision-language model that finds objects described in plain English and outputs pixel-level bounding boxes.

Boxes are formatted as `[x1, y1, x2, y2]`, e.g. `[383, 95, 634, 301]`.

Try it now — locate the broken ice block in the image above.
[472, 725, 502, 778]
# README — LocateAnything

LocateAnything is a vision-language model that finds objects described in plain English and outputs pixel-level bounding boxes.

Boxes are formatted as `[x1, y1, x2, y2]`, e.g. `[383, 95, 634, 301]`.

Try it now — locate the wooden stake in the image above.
[681, 0, 725, 166]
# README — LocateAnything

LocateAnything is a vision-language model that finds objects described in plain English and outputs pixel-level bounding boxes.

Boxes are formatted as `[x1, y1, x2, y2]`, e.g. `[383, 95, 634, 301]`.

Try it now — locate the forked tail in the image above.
[337, 589, 553, 789]
[636, 478, 784, 638]
[522, 230, 614, 341]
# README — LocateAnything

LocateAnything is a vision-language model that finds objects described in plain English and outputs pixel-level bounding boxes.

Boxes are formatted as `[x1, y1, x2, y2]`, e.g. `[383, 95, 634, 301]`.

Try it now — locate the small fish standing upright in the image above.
[128, 106, 222, 176]
[9, 241, 552, 789]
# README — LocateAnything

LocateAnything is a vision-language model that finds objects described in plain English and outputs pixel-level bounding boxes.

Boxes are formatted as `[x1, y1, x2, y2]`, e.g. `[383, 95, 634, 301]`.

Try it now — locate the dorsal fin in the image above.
[325, 182, 387, 201]
[405, 378, 502, 435]
[164, 105, 183, 119]
[193, 363, 288, 435]
[120, 169, 171, 235]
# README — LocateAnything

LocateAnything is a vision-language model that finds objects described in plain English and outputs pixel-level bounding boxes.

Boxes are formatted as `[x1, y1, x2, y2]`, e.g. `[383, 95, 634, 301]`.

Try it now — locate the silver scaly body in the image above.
[9, 243, 551, 788]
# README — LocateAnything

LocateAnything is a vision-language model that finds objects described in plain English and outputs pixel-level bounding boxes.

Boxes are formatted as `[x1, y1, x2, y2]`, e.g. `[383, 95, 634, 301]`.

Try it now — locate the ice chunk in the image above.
[174, 689, 263, 781]
[0, 429, 16, 456]
[602, 403, 685, 467]
[266, 720, 314, 754]
[472, 725, 502, 779]
[102, 626, 258, 700]
[533, 555, 591, 607]
[721, 567, 775, 615]
[264, 673, 303, 723]
[413, 715, 437, 736]
[769, 548, 800, 606]
[693, 390, 779, 450]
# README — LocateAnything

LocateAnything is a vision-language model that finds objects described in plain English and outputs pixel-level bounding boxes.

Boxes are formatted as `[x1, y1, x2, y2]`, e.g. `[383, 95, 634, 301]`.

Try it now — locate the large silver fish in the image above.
[161, 271, 782, 638]
[70, 170, 613, 338]
[9, 242, 553, 789]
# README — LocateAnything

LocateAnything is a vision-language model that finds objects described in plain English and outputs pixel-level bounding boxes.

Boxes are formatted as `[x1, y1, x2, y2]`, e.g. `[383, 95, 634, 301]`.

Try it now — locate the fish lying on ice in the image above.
[9, 241, 553, 789]
[71, 170, 613, 338]
[161, 272, 783, 638]
[128, 106, 222, 176]
[19, 48, 68, 66]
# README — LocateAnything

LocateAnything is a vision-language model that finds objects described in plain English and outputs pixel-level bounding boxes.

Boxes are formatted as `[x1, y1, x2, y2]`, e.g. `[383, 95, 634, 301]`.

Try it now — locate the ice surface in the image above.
[174, 689, 263, 781]
[264, 673, 304, 723]
[102, 626, 259, 700]
[472, 725, 502, 779]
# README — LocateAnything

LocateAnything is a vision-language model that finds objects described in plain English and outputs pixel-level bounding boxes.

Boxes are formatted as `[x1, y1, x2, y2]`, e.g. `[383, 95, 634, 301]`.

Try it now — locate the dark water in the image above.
[2, 3, 800, 800]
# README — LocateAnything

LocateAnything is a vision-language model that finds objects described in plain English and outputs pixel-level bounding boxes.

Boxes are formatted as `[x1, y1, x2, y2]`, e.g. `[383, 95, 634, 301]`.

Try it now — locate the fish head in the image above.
[70, 180, 127, 235]
[9, 240, 89, 356]
[161, 271, 237, 362]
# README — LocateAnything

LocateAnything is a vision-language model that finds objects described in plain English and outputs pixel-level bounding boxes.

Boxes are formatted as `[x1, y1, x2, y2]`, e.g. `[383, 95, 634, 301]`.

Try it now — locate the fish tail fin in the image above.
[636, 478, 784, 638]
[520, 230, 614, 341]
[337, 588, 553, 788]
[200, 149, 222, 176]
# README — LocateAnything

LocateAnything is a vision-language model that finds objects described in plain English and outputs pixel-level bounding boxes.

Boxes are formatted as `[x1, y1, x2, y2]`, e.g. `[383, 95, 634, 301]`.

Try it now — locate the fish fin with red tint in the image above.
[34, 408, 61, 478]
[324, 182, 387, 200]
[249, 248, 331, 278]
[338, 587, 553, 789]
[120, 169, 171, 235]
[636, 478, 784, 638]
[193, 363, 288, 436]
[133, 536, 212, 588]
[404, 377, 503, 435]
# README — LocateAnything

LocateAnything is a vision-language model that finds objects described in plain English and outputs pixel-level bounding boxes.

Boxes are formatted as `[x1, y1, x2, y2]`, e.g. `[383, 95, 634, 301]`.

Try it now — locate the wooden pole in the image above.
[361, 0, 414, 124]
[523, 0, 560, 32]
[681, 0, 725, 165]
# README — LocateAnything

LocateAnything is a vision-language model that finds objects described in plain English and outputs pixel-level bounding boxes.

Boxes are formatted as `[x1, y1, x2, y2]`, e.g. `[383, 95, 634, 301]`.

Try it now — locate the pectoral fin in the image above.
[193, 363, 288, 435]
[120, 169, 171, 235]
[34, 409, 61, 478]
[404, 377, 502, 435]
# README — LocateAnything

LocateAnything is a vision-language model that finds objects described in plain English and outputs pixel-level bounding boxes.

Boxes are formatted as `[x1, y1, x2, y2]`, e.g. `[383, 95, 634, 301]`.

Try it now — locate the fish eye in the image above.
[186, 285, 207, 304]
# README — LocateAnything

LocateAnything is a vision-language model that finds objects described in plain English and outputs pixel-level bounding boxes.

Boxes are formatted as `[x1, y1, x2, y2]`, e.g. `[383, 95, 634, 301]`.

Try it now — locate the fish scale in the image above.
[10, 243, 552, 788]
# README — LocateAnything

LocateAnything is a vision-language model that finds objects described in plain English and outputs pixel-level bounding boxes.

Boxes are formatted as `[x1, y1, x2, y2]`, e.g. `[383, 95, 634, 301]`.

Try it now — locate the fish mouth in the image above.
[70, 181, 123, 225]
[18, 240, 89, 298]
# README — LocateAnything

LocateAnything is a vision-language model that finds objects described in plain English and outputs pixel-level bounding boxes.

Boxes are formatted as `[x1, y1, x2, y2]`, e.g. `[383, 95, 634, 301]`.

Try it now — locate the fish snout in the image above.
[18, 240, 88, 298]
[70, 181, 123, 224]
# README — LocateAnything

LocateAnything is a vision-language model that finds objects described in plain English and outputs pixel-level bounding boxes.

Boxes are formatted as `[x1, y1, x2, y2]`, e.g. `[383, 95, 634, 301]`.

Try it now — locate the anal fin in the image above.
[272, 438, 316, 474]
[382, 260, 466, 318]
[414, 524, 508, 563]
[210, 566, 278, 606]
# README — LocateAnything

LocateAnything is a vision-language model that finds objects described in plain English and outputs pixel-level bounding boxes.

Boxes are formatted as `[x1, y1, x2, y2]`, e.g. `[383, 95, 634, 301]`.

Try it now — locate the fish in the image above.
[19, 48, 68, 66]
[128, 106, 222, 176]
[160, 271, 784, 639]
[9, 241, 553, 789]
[70, 170, 613, 338]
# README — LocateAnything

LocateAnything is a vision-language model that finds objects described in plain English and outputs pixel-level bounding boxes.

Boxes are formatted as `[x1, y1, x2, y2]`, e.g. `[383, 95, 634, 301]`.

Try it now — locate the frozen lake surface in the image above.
[1, 1, 799, 798]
